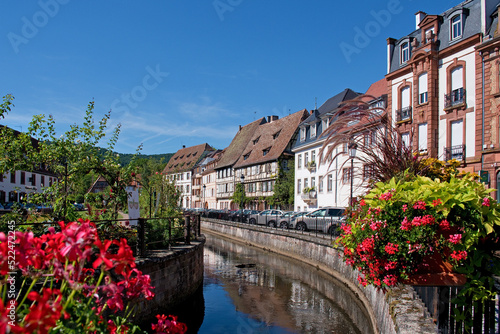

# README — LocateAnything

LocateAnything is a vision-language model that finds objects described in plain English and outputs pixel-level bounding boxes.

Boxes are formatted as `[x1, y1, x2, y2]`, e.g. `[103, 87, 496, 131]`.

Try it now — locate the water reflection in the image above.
[201, 232, 373, 334]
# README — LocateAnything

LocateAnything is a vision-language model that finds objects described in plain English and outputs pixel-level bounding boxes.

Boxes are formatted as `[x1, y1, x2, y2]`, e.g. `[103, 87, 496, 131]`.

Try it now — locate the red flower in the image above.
[151, 314, 187, 334]
[384, 243, 399, 255]
[482, 197, 491, 207]
[23, 289, 63, 334]
[432, 199, 442, 207]
[449, 234, 462, 245]
[450, 250, 467, 261]
[379, 192, 393, 201]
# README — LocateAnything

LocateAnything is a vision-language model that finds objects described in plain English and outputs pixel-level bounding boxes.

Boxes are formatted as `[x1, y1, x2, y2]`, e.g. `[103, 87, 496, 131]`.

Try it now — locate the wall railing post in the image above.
[184, 215, 191, 245]
[138, 218, 146, 257]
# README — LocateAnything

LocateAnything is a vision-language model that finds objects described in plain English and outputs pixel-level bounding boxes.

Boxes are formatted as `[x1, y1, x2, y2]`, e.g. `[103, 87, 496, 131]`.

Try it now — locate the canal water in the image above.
[147, 233, 373, 334]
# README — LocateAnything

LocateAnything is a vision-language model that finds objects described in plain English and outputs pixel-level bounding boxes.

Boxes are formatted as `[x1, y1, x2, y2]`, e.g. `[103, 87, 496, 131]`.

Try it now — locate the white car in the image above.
[290, 207, 345, 235]
[247, 209, 284, 227]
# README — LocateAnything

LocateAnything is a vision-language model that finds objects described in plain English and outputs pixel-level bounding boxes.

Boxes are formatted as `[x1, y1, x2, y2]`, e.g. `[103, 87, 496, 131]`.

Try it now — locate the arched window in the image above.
[451, 15, 462, 40]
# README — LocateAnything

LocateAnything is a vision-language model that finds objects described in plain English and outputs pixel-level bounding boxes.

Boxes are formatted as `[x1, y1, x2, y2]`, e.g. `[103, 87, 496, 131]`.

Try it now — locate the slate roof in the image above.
[215, 118, 267, 170]
[233, 109, 309, 169]
[387, 0, 496, 73]
[162, 143, 214, 174]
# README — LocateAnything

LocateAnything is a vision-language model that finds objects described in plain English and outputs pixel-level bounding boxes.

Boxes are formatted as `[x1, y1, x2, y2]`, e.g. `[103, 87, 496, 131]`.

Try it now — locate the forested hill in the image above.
[97, 148, 173, 167]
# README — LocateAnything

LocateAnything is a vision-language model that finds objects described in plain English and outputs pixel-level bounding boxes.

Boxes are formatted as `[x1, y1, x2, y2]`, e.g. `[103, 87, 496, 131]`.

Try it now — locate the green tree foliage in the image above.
[270, 158, 294, 210]
[0, 94, 141, 220]
[232, 183, 248, 209]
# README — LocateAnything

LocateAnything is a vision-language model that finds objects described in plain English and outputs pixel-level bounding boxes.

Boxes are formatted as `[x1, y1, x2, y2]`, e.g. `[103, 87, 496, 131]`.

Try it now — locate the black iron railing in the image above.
[396, 106, 412, 122]
[444, 145, 465, 161]
[444, 88, 465, 108]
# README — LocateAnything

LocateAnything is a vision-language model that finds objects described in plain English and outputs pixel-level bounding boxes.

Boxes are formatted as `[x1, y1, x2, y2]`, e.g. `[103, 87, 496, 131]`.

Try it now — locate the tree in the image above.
[0, 94, 141, 221]
[232, 183, 248, 209]
[270, 158, 294, 210]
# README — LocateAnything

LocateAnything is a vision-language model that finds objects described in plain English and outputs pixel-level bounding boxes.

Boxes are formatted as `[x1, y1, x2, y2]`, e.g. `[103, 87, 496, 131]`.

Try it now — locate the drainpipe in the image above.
[481, 51, 485, 174]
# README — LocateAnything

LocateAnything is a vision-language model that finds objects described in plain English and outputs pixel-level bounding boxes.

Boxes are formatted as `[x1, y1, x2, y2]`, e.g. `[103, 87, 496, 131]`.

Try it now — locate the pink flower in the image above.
[400, 217, 411, 231]
[402, 204, 408, 212]
[379, 192, 393, 201]
[413, 201, 426, 210]
[482, 197, 490, 207]
[449, 234, 462, 245]
[383, 275, 398, 286]
[360, 199, 366, 206]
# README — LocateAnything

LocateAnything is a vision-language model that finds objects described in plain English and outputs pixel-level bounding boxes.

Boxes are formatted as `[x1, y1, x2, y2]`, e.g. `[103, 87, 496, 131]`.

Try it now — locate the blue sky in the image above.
[1, 0, 459, 155]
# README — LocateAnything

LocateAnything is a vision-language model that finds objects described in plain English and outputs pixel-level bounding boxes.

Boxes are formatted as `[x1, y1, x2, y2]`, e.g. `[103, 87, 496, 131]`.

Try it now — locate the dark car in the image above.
[290, 207, 345, 235]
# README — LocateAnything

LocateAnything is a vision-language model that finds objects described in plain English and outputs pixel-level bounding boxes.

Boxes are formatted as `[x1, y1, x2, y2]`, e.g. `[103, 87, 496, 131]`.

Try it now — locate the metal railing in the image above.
[413, 285, 499, 333]
[396, 106, 412, 122]
[444, 88, 465, 109]
[444, 145, 465, 161]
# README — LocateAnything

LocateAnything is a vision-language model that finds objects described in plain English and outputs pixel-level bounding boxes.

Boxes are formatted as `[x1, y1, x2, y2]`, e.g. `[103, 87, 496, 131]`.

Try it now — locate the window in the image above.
[263, 147, 271, 156]
[31, 174, 36, 186]
[343, 167, 353, 184]
[310, 124, 317, 138]
[363, 165, 375, 181]
[451, 15, 462, 40]
[272, 131, 281, 140]
[11, 172, 15, 184]
[401, 42, 409, 63]
[446, 66, 465, 108]
[243, 152, 250, 160]
[298, 154, 302, 169]
[322, 118, 329, 133]
[327, 175, 333, 192]
[311, 150, 316, 164]
[253, 136, 260, 145]
[20, 172, 25, 185]
[304, 152, 309, 165]
[300, 128, 306, 142]
[418, 123, 428, 153]
[0, 174, 3, 182]
[311, 176, 316, 190]
[318, 176, 324, 193]
[401, 132, 410, 148]
[364, 131, 374, 147]
[401, 86, 410, 108]
[419, 73, 428, 104]
[304, 178, 308, 189]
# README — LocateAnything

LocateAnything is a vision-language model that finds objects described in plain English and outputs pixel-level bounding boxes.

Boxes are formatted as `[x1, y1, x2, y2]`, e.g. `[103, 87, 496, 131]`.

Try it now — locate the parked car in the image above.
[278, 211, 296, 229]
[290, 207, 345, 234]
[73, 203, 85, 211]
[247, 209, 284, 227]
[36, 204, 53, 214]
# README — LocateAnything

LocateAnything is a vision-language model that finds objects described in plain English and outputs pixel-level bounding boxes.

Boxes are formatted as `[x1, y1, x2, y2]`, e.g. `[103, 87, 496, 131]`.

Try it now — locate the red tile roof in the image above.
[216, 118, 267, 169]
[365, 78, 387, 99]
[162, 143, 214, 174]
[234, 109, 309, 169]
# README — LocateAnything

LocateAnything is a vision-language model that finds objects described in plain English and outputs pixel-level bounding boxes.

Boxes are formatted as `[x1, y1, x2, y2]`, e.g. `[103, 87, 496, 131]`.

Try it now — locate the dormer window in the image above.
[262, 147, 271, 156]
[310, 124, 317, 138]
[300, 127, 306, 142]
[401, 42, 410, 63]
[451, 15, 462, 40]
[253, 136, 260, 145]
[321, 118, 329, 133]
[243, 152, 251, 160]
[272, 131, 281, 140]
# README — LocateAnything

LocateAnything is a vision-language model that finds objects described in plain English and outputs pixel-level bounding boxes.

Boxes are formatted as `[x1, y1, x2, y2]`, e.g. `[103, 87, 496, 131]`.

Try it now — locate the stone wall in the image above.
[134, 237, 205, 323]
[202, 219, 437, 334]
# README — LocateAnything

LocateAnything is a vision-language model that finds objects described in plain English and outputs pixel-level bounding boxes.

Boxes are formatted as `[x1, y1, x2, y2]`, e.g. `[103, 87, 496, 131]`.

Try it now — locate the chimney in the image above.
[415, 11, 426, 30]
[182, 145, 186, 149]
[239, 125, 242, 131]
[386, 38, 396, 74]
[267, 115, 279, 122]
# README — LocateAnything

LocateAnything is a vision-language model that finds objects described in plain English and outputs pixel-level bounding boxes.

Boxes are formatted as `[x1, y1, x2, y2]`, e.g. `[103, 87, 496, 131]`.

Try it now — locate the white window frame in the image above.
[451, 15, 462, 40]
[401, 42, 409, 63]
[418, 72, 428, 104]
[418, 123, 428, 153]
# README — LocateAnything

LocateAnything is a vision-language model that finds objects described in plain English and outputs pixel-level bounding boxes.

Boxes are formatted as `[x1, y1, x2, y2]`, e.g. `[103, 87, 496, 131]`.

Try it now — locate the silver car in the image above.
[248, 209, 284, 227]
[290, 207, 345, 234]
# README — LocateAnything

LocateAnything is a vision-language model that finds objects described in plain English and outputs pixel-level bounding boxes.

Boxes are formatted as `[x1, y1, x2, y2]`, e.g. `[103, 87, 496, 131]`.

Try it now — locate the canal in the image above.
[145, 232, 373, 333]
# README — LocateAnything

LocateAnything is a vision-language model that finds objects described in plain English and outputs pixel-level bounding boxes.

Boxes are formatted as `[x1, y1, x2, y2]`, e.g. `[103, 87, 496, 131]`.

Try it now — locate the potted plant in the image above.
[337, 172, 500, 289]
[306, 161, 316, 171]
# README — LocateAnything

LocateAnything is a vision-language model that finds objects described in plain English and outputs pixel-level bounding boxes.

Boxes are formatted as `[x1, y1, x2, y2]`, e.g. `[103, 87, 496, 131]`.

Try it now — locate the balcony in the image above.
[301, 189, 317, 204]
[444, 88, 465, 109]
[444, 145, 465, 161]
[395, 106, 412, 123]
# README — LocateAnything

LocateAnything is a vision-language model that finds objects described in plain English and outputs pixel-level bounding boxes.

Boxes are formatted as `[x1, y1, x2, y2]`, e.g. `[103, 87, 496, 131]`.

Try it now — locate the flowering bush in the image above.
[0, 219, 187, 333]
[338, 173, 500, 290]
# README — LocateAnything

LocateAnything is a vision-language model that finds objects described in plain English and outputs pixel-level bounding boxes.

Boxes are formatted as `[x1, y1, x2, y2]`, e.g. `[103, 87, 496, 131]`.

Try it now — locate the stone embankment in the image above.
[201, 218, 437, 334]
[134, 237, 205, 323]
